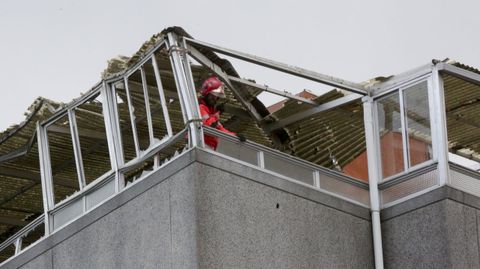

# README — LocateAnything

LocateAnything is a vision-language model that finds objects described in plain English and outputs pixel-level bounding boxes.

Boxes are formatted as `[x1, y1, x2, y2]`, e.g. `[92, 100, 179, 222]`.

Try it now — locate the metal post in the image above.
[36, 123, 53, 235]
[103, 82, 125, 192]
[313, 171, 321, 188]
[68, 109, 86, 189]
[140, 66, 155, 145]
[363, 96, 384, 269]
[398, 90, 410, 170]
[167, 32, 203, 148]
[14, 238, 22, 254]
[151, 55, 173, 137]
[124, 76, 141, 157]
[430, 67, 450, 185]
[257, 151, 265, 168]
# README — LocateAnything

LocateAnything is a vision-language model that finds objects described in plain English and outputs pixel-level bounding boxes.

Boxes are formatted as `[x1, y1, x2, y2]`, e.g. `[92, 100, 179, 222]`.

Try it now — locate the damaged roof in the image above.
[1, 26, 480, 261]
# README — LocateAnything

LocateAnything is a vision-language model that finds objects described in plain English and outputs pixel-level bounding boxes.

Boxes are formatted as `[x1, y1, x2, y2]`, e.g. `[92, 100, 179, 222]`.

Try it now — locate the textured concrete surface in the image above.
[16, 250, 52, 269]
[383, 199, 480, 269]
[1, 149, 373, 269]
[169, 164, 199, 269]
[195, 162, 374, 269]
[52, 178, 172, 269]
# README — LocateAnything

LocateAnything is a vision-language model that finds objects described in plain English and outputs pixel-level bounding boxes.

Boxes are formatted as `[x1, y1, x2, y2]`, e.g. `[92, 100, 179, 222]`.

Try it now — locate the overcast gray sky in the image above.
[0, 0, 479, 130]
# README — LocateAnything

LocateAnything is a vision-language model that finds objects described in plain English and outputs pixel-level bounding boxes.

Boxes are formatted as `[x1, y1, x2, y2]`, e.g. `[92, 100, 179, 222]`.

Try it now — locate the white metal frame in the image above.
[373, 75, 436, 182]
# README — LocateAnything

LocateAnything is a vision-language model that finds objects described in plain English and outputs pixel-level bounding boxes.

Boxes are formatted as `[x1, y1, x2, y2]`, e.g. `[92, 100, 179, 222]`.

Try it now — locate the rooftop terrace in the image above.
[1, 26, 480, 268]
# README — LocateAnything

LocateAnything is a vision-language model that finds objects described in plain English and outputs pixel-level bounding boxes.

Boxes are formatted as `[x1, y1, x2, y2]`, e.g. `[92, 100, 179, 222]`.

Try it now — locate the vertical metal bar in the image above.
[124, 76, 141, 157]
[430, 68, 450, 185]
[398, 89, 410, 171]
[154, 155, 160, 169]
[36, 123, 53, 235]
[68, 109, 86, 189]
[167, 32, 202, 148]
[105, 83, 125, 192]
[181, 39, 205, 148]
[140, 66, 155, 145]
[363, 96, 385, 269]
[14, 238, 22, 254]
[151, 55, 173, 137]
[257, 151, 265, 168]
[313, 171, 320, 188]
[372, 101, 384, 181]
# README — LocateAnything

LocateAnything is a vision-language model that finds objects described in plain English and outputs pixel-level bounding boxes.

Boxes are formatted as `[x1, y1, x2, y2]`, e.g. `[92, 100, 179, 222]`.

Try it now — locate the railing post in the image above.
[102, 82, 125, 192]
[166, 32, 204, 148]
[430, 66, 450, 186]
[36, 122, 54, 235]
[363, 96, 384, 269]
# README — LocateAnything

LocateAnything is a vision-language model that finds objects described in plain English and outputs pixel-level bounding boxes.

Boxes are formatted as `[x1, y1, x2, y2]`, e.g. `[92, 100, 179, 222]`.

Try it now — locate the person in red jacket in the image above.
[199, 76, 246, 150]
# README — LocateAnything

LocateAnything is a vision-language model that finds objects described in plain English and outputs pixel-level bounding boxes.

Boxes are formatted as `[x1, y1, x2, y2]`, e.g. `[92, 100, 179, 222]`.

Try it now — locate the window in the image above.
[376, 81, 433, 179]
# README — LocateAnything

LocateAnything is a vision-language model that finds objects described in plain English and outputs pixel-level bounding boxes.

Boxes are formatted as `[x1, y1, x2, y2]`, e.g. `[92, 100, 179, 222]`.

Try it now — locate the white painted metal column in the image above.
[363, 96, 384, 269]
[101, 82, 125, 192]
[36, 122, 54, 235]
[166, 32, 203, 148]
[430, 66, 450, 185]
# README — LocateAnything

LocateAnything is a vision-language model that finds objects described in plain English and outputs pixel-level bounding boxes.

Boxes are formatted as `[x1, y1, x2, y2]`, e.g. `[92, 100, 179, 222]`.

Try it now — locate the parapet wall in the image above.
[382, 186, 480, 269]
[1, 149, 373, 269]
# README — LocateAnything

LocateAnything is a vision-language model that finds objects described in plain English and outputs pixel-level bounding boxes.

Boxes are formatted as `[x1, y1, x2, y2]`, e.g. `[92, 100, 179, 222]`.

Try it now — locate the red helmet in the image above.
[201, 76, 226, 98]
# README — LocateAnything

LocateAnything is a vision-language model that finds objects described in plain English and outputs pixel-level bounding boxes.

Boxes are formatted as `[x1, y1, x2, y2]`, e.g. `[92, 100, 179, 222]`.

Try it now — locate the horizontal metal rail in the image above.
[226, 76, 317, 105]
[449, 161, 480, 180]
[203, 126, 369, 190]
[0, 213, 44, 255]
[184, 37, 368, 95]
[119, 128, 188, 174]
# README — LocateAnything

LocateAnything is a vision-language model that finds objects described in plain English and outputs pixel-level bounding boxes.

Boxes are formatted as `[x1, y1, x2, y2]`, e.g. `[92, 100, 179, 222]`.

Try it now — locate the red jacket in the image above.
[199, 99, 236, 150]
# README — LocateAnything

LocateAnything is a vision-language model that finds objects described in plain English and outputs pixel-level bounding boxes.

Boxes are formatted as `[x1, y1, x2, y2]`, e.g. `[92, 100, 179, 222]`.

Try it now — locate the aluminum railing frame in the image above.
[6, 32, 480, 267]
[203, 126, 369, 190]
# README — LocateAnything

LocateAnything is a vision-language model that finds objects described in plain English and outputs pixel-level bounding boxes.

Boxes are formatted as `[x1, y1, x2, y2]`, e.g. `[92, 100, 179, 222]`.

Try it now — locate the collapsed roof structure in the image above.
[1, 26, 480, 268]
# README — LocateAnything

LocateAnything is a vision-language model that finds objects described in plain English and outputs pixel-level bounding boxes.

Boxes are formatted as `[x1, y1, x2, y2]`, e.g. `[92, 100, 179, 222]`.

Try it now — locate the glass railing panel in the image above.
[52, 197, 83, 230]
[380, 165, 438, 206]
[449, 163, 480, 197]
[263, 153, 314, 185]
[319, 174, 370, 206]
[86, 177, 115, 210]
[216, 138, 258, 165]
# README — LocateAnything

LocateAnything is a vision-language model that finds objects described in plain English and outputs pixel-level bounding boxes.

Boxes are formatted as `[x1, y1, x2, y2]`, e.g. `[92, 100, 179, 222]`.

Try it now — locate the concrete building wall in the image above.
[1, 149, 374, 269]
[194, 157, 373, 269]
[382, 187, 480, 269]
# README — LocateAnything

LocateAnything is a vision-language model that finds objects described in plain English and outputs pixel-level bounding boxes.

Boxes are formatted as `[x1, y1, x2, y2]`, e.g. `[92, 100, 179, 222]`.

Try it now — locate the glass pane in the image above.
[403, 81, 432, 167]
[46, 115, 81, 204]
[75, 93, 111, 184]
[377, 92, 404, 178]
[115, 82, 137, 163]
[263, 153, 314, 185]
[127, 70, 150, 151]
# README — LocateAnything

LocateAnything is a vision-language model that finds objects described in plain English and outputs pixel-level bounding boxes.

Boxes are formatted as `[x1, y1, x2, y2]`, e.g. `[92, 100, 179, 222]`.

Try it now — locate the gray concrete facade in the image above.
[382, 186, 480, 269]
[1, 149, 373, 269]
